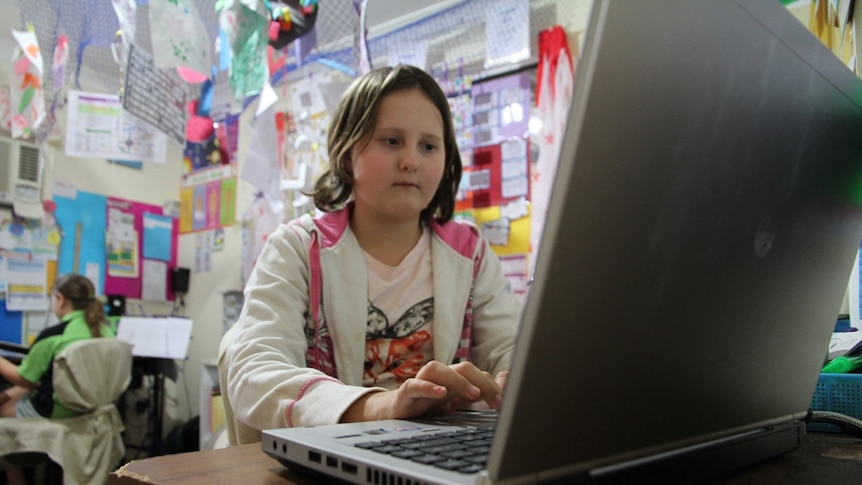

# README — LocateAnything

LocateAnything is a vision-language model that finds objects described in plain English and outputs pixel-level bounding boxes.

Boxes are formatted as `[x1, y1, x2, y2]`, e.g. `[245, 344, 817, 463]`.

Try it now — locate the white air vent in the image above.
[0, 137, 43, 218]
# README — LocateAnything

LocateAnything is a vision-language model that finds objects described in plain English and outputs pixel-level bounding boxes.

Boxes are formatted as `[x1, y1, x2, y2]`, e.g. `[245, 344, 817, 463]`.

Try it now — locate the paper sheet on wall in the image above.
[484, 0, 530, 68]
[106, 207, 139, 278]
[142, 259, 168, 301]
[143, 212, 173, 262]
[64, 90, 167, 162]
[5, 253, 48, 311]
[241, 104, 281, 200]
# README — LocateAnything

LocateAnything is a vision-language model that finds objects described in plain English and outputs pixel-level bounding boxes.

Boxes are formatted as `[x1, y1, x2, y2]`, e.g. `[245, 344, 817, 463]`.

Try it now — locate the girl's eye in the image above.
[422, 143, 438, 152]
[383, 137, 400, 146]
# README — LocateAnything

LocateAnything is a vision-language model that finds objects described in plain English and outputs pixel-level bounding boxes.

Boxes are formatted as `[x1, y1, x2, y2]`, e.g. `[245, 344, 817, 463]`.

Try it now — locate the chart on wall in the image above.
[64, 90, 168, 163]
[179, 164, 237, 233]
[53, 186, 179, 300]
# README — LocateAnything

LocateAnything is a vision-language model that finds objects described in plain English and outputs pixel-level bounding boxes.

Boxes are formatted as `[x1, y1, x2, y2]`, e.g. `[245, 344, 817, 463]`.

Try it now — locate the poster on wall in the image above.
[53, 189, 179, 300]
[179, 164, 237, 233]
[65, 90, 167, 163]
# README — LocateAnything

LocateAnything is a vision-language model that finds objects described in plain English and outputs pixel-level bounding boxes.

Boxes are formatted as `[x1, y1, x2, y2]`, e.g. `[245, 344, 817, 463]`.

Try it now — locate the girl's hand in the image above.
[341, 361, 504, 422]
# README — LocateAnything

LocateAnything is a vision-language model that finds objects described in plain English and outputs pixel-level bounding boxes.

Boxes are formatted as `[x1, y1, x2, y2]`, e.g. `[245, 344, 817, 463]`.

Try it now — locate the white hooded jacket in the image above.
[222, 205, 521, 441]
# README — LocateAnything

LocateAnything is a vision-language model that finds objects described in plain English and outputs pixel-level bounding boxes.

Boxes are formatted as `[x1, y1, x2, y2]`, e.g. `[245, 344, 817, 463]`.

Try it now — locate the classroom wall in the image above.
[29, 101, 260, 435]
[33, 105, 229, 433]
[164, 106, 260, 432]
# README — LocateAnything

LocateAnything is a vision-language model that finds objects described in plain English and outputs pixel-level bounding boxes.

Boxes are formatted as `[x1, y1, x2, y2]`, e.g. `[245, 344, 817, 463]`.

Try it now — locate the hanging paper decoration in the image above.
[149, 0, 214, 83]
[268, 44, 289, 85]
[9, 28, 46, 140]
[530, 25, 574, 277]
[51, 34, 69, 94]
[0, 86, 11, 132]
[217, 0, 270, 101]
[111, 0, 138, 56]
[353, 0, 371, 74]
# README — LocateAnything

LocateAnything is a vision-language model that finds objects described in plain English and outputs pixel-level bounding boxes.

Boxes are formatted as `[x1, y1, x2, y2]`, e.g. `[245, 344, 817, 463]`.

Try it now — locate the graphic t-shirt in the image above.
[362, 228, 434, 388]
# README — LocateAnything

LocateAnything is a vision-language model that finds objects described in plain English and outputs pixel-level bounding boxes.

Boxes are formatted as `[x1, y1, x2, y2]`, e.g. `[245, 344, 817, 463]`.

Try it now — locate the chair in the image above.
[0, 338, 133, 485]
[217, 324, 262, 445]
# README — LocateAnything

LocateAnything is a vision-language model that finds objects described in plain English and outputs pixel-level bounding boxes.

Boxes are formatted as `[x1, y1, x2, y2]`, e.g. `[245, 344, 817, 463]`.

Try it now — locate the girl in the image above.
[0, 273, 116, 419]
[222, 64, 521, 441]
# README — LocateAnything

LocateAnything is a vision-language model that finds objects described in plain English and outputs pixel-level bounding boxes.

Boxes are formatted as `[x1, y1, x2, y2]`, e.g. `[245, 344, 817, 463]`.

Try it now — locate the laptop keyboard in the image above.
[354, 425, 496, 474]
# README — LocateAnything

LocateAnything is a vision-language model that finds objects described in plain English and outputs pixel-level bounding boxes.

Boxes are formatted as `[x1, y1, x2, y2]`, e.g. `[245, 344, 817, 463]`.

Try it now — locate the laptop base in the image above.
[585, 421, 805, 484]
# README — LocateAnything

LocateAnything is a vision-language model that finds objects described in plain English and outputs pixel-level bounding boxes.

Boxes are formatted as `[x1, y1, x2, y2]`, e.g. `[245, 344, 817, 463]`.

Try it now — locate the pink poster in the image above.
[104, 197, 179, 300]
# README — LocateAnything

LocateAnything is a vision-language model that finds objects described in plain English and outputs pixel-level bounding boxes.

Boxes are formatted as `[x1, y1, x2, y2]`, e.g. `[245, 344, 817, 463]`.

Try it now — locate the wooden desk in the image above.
[110, 443, 317, 485]
[109, 432, 862, 484]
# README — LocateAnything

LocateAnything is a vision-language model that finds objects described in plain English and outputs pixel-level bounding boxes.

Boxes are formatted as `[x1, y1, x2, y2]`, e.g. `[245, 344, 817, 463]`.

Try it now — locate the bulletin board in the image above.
[53, 188, 179, 300]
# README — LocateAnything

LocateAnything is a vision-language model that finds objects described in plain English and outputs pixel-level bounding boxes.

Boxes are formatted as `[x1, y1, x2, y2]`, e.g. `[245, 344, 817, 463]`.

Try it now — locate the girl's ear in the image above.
[56, 294, 71, 311]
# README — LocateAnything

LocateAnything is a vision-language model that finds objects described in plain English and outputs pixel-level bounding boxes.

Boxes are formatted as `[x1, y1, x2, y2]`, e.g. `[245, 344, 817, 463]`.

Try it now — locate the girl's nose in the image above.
[398, 146, 420, 171]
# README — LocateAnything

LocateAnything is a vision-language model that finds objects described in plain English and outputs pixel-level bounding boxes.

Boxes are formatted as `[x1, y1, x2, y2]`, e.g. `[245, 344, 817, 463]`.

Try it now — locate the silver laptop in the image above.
[262, 1, 862, 483]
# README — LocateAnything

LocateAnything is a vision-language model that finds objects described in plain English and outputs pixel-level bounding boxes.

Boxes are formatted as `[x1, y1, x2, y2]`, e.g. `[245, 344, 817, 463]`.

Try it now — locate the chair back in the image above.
[53, 338, 133, 412]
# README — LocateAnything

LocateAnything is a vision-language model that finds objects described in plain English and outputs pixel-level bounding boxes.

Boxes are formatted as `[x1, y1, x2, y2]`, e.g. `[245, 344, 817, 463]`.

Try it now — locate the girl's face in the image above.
[350, 88, 446, 225]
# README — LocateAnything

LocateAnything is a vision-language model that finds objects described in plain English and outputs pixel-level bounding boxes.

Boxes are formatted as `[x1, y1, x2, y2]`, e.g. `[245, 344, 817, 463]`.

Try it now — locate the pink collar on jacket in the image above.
[313, 203, 479, 259]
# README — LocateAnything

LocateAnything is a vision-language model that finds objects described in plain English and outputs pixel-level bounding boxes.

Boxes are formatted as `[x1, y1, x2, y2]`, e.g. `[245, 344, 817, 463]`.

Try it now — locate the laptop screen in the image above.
[492, 0, 862, 480]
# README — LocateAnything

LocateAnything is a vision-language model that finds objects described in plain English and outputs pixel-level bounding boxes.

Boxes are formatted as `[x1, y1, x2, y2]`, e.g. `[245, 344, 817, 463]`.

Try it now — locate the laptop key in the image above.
[421, 443, 469, 454]
[418, 437, 460, 447]
[370, 444, 402, 454]
[440, 450, 475, 459]
[411, 454, 445, 465]
[398, 441, 429, 450]
[464, 455, 488, 465]
[458, 464, 485, 474]
[433, 459, 470, 471]
[390, 449, 424, 459]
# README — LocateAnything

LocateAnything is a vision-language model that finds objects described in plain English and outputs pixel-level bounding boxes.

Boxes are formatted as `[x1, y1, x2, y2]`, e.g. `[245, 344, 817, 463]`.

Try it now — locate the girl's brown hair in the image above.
[306, 64, 463, 223]
[53, 273, 107, 338]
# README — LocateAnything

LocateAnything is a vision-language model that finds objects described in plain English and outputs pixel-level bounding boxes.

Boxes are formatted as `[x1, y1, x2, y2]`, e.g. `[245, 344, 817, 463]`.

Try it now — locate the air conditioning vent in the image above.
[18, 145, 40, 182]
[0, 136, 44, 218]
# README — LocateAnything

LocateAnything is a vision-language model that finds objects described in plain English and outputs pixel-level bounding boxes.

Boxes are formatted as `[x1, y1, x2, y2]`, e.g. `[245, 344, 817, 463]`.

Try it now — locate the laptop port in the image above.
[326, 456, 338, 468]
[341, 462, 358, 474]
[308, 451, 321, 463]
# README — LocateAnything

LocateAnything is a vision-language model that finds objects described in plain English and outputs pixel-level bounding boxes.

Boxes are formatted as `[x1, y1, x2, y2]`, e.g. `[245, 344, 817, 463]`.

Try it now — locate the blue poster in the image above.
[54, 190, 107, 295]
[143, 212, 173, 262]
[0, 300, 24, 346]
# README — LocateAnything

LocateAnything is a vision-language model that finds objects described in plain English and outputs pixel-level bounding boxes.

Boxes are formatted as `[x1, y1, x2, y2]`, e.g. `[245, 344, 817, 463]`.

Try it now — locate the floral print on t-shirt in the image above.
[364, 297, 434, 385]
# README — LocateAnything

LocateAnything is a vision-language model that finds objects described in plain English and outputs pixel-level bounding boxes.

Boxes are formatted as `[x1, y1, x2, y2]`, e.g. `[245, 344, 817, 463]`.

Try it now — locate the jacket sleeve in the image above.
[467, 236, 522, 376]
[223, 221, 379, 431]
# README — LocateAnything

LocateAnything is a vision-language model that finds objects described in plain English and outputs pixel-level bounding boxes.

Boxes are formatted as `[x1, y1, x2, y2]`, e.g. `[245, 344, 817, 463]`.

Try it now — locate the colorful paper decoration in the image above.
[9, 28, 46, 139]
